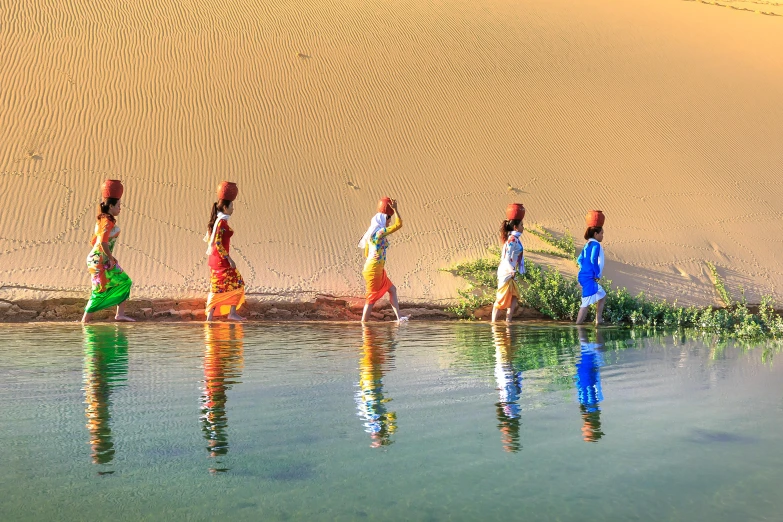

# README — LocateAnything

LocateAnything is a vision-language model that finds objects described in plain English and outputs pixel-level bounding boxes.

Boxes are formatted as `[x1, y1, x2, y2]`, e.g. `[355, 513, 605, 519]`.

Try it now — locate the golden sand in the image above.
[1, 0, 782, 306]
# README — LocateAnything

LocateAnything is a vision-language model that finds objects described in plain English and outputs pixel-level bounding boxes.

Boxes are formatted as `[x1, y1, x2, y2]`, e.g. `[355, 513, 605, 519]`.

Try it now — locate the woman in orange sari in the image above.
[205, 181, 245, 322]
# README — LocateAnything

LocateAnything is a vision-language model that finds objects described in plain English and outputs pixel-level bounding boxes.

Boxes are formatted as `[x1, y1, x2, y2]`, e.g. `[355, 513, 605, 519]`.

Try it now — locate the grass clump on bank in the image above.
[526, 226, 577, 261]
[441, 244, 783, 339]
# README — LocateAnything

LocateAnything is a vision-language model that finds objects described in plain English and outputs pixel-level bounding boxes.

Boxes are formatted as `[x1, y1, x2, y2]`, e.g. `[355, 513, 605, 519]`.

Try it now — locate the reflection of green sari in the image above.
[83, 325, 129, 469]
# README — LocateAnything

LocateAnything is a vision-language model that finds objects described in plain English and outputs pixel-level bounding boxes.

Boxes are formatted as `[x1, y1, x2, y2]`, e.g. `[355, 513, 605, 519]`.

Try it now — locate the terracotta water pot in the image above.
[217, 181, 238, 202]
[585, 210, 605, 228]
[101, 180, 124, 200]
[505, 203, 525, 221]
[377, 197, 394, 216]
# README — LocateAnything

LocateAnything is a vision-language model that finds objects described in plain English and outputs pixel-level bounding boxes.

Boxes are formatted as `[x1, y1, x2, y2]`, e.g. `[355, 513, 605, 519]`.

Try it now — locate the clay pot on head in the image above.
[586, 210, 605, 228]
[377, 197, 394, 217]
[506, 203, 525, 221]
[217, 181, 239, 202]
[101, 180, 124, 200]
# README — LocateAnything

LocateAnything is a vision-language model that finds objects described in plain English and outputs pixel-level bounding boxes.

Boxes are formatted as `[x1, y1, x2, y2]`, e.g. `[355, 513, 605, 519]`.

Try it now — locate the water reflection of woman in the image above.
[82, 324, 129, 471]
[200, 323, 244, 472]
[355, 325, 398, 448]
[575, 327, 605, 442]
[492, 324, 523, 452]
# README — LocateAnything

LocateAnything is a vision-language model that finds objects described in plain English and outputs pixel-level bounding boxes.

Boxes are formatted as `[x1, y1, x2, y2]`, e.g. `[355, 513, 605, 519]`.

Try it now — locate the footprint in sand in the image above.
[709, 241, 726, 260]
[346, 181, 360, 190]
[15, 150, 43, 162]
[14, 131, 51, 163]
[297, 53, 311, 59]
[674, 265, 692, 280]
[56, 69, 75, 85]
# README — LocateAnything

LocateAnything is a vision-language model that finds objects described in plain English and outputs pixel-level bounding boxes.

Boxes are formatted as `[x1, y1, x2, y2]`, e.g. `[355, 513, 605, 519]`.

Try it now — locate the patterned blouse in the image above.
[90, 215, 120, 257]
[208, 220, 234, 270]
[496, 231, 525, 286]
[364, 217, 403, 266]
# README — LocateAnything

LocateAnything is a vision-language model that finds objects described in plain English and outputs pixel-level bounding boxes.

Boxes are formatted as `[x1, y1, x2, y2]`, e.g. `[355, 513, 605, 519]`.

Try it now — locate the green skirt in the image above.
[85, 266, 132, 314]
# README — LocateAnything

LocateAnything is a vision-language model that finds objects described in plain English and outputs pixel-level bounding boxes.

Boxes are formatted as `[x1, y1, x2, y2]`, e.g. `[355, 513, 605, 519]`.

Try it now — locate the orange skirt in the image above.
[495, 279, 520, 310]
[206, 288, 245, 316]
[363, 262, 393, 305]
[206, 267, 245, 316]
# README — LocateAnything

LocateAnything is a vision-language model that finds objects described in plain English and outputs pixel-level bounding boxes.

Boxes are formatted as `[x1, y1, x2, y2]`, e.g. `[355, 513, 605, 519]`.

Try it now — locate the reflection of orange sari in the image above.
[355, 326, 397, 447]
[201, 323, 244, 471]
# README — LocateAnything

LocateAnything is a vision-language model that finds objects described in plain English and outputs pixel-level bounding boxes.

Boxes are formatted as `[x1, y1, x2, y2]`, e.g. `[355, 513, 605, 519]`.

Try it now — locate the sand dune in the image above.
[1, 0, 782, 307]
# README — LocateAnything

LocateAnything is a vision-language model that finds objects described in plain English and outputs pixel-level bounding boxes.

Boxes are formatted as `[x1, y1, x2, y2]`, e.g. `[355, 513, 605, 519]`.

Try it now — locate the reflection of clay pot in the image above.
[101, 180, 124, 200]
[585, 210, 605, 228]
[505, 203, 525, 221]
[377, 197, 394, 217]
[217, 181, 239, 202]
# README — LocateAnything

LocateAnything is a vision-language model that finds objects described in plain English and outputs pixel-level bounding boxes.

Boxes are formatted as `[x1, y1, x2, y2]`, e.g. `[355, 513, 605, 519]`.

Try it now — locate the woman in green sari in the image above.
[82, 180, 134, 323]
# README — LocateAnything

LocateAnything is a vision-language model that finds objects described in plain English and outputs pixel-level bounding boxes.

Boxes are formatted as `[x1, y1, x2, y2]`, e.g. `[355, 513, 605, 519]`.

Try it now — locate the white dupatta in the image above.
[358, 213, 387, 251]
[204, 212, 230, 255]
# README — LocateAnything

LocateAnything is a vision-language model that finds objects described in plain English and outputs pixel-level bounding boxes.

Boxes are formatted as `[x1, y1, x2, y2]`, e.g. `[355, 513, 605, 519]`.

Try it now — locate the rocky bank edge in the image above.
[0, 296, 548, 323]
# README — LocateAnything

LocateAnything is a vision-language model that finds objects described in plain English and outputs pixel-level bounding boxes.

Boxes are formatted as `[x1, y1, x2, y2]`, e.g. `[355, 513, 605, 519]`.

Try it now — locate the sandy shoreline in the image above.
[0, 295, 547, 323]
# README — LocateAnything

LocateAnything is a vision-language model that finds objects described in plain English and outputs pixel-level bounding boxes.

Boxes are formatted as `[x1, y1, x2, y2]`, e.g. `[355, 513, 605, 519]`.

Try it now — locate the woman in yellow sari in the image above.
[357, 198, 409, 323]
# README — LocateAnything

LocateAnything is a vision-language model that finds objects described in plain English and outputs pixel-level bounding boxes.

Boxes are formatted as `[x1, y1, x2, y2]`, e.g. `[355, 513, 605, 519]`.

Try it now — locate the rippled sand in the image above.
[1, 0, 782, 305]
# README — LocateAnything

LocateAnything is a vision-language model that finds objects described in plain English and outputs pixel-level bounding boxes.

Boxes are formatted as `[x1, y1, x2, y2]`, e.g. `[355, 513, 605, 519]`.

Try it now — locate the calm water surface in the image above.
[1, 322, 783, 521]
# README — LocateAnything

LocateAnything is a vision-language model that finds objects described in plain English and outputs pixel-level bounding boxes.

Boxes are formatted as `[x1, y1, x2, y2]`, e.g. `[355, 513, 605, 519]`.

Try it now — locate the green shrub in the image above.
[706, 262, 732, 306]
[520, 260, 581, 320]
[442, 239, 783, 340]
[526, 226, 577, 260]
[439, 251, 500, 318]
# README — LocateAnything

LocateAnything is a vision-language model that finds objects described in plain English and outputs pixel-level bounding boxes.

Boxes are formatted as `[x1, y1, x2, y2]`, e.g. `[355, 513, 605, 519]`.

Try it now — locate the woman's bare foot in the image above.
[226, 312, 245, 321]
[114, 303, 134, 322]
[396, 315, 410, 323]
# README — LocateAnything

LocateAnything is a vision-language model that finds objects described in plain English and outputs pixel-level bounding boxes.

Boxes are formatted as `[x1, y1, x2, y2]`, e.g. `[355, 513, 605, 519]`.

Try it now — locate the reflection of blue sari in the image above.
[575, 341, 605, 442]
[575, 342, 604, 412]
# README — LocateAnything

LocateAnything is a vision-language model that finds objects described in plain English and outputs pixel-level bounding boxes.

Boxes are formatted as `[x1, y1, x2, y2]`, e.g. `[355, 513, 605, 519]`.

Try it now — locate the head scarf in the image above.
[358, 213, 387, 249]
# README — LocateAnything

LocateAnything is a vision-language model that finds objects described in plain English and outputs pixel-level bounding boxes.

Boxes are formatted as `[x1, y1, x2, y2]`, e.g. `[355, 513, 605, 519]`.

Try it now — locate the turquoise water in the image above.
[1, 322, 783, 521]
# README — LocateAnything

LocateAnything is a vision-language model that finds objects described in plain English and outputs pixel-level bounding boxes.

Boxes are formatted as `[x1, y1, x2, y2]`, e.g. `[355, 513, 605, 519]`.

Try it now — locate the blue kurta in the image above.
[577, 239, 604, 298]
